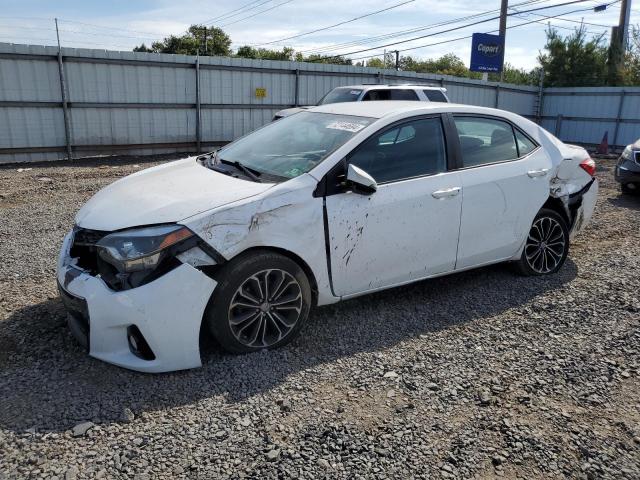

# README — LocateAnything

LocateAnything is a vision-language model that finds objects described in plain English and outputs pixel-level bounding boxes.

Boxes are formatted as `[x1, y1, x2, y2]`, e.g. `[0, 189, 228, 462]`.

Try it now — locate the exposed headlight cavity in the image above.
[96, 225, 195, 290]
[97, 225, 193, 272]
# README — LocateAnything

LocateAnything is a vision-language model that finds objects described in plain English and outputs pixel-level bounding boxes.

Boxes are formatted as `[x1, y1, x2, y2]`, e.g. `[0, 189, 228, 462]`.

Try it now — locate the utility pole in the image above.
[55, 18, 72, 161]
[204, 27, 208, 55]
[498, 0, 508, 82]
[394, 50, 400, 71]
[618, 0, 631, 51]
[609, 0, 631, 84]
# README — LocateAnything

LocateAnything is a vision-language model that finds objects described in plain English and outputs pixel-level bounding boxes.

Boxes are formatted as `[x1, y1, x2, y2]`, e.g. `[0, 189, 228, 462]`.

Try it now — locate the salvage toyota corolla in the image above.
[58, 102, 598, 372]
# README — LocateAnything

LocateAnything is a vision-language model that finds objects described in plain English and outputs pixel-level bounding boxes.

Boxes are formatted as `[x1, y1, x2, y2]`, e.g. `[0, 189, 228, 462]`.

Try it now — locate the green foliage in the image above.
[538, 26, 609, 87]
[298, 53, 352, 65]
[623, 25, 640, 85]
[365, 58, 385, 68]
[397, 53, 477, 78]
[133, 25, 232, 56]
[133, 23, 640, 87]
[236, 46, 296, 61]
[488, 64, 540, 85]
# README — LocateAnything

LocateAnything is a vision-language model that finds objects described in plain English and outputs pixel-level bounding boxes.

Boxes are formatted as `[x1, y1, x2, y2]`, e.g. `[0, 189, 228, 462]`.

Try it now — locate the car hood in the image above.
[75, 157, 273, 231]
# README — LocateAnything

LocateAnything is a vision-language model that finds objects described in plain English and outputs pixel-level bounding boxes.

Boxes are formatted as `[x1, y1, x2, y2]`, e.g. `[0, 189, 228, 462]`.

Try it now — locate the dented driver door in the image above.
[324, 115, 463, 297]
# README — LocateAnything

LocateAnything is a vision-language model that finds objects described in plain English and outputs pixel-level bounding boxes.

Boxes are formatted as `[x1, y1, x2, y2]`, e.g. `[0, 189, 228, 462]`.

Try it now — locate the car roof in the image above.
[310, 101, 515, 120]
[334, 84, 446, 92]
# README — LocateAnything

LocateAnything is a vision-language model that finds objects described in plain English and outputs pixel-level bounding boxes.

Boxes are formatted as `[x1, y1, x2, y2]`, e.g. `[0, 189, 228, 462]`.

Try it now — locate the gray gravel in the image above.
[1, 155, 639, 479]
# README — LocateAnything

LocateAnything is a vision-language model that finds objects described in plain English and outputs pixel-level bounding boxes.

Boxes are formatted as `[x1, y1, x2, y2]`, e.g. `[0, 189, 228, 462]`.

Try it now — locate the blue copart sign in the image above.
[470, 33, 504, 72]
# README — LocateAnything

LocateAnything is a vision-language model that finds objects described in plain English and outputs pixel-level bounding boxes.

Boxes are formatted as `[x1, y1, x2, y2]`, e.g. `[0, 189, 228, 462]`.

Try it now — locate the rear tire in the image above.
[514, 208, 569, 276]
[204, 250, 312, 354]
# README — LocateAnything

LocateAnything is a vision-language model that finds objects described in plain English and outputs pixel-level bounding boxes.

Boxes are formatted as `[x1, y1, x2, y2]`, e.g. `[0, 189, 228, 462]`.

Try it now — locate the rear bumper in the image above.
[569, 178, 598, 238]
[57, 230, 217, 373]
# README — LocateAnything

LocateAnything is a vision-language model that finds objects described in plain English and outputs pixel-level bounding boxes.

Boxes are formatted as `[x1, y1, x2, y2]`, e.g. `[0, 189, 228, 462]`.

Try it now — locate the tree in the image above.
[365, 57, 385, 68]
[133, 25, 231, 56]
[621, 25, 640, 85]
[395, 53, 481, 79]
[364, 52, 396, 69]
[538, 26, 608, 87]
[236, 46, 295, 61]
[488, 63, 539, 85]
[133, 43, 153, 53]
[298, 53, 352, 65]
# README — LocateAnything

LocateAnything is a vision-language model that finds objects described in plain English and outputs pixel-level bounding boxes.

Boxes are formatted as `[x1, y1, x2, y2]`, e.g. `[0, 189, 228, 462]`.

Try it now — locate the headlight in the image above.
[621, 145, 633, 161]
[97, 224, 194, 273]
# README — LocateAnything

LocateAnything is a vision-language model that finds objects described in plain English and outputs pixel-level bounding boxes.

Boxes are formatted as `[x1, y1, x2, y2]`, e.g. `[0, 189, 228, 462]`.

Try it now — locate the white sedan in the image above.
[57, 102, 598, 372]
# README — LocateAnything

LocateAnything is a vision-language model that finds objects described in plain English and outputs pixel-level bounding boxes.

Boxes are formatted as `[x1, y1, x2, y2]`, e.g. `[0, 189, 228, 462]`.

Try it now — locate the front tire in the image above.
[515, 208, 569, 276]
[205, 251, 312, 354]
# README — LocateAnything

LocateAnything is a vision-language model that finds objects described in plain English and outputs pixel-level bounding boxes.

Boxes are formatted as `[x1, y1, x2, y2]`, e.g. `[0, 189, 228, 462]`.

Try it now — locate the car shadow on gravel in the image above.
[608, 194, 640, 210]
[0, 260, 577, 434]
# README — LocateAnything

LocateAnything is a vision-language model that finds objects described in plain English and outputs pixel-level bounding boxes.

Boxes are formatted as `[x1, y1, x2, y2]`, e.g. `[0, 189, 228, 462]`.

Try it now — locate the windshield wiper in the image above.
[219, 159, 261, 182]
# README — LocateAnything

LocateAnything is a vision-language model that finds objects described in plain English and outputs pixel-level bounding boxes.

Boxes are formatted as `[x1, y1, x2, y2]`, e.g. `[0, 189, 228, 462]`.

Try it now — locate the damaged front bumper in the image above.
[57, 231, 217, 373]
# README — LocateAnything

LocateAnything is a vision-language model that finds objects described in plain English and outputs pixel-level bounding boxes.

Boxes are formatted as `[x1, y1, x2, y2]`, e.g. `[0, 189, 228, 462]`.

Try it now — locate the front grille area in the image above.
[58, 281, 90, 350]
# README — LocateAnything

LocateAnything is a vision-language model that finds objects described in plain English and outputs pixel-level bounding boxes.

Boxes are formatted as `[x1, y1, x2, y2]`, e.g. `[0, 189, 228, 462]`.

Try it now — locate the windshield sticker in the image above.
[326, 121, 367, 133]
[349, 90, 362, 95]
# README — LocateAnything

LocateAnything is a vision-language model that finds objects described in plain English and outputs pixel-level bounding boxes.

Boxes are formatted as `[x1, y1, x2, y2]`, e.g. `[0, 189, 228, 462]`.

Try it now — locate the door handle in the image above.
[527, 168, 549, 178]
[431, 187, 461, 199]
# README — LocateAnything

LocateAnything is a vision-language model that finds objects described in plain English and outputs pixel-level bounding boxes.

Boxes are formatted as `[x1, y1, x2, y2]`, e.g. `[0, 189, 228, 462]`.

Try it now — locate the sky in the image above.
[0, 0, 637, 70]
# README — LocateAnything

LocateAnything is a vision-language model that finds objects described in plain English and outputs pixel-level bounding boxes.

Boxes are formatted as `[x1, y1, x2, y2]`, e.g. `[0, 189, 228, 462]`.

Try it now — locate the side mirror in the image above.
[346, 164, 377, 195]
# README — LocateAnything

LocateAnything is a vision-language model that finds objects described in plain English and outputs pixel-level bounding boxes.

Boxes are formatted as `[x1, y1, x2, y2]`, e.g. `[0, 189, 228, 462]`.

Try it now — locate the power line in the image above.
[297, 0, 553, 55]
[255, 0, 416, 46]
[346, 3, 615, 63]
[308, 0, 606, 62]
[219, 0, 297, 28]
[58, 28, 159, 41]
[57, 19, 169, 37]
[202, 0, 273, 25]
[512, 8, 613, 27]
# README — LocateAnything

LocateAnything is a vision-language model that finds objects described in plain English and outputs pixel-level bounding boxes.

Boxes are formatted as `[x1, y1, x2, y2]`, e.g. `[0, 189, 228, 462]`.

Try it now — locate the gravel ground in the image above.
[0, 154, 639, 479]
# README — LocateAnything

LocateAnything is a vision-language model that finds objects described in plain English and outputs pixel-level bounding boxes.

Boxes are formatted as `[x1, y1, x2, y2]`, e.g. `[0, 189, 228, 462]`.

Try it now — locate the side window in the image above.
[348, 117, 446, 183]
[423, 90, 447, 102]
[362, 90, 391, 101]
[515, 129, 537, 156]
[453, 117, 518, 167]
[390, 89, 419, 100]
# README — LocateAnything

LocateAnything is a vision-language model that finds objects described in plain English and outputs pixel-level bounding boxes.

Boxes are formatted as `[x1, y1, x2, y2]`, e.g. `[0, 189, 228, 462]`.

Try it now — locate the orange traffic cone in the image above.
[596, 131, 608, 155]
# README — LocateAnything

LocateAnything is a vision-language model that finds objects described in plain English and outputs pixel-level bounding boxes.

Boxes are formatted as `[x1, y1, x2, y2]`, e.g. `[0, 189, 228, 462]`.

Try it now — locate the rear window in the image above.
[423, 90, 448, 102]
[317, 88, 362, 105]
[362, 89, 419, 101]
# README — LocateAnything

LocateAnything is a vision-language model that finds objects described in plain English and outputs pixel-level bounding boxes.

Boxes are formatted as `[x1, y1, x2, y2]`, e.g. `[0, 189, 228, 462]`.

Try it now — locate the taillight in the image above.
[579, 158, 596, 177]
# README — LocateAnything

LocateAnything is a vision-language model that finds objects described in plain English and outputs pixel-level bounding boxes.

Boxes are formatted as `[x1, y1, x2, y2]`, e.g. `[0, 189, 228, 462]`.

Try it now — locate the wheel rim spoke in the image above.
[230, 309, 260, 326]
[228, 268, 303, 348]
[269, 271, 286, 301]
[237, 312, 262, 336]
[524, 216, 566, 274]
[238, 287, 261, 305]
[270, 309, 297, 328]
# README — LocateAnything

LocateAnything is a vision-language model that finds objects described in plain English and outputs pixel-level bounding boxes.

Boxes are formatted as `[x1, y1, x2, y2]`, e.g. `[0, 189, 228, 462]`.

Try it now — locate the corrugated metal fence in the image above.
[540, 86, 640, 149]
[0, 42, 638, 164]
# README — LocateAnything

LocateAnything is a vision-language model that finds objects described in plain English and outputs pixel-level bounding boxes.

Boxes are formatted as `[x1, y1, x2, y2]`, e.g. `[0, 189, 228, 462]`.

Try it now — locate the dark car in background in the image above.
[615, 140, 640, 194]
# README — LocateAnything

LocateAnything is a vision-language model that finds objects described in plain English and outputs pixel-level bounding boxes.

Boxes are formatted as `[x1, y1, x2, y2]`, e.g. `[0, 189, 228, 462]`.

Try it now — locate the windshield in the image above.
[317, 87, 363, 105]
[217, 112, 373, 180]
